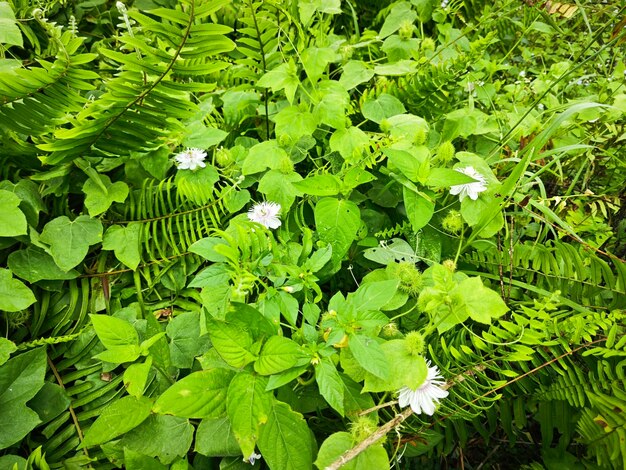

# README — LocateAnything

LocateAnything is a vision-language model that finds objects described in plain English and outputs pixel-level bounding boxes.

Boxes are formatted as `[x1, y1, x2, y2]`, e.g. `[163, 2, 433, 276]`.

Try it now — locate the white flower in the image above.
[174, 148, 207, 170]
[247, 201, 281, 229]
[449, 166, 487, 201]
[245, 452, 262, 465]
[398, 360, 449, 415]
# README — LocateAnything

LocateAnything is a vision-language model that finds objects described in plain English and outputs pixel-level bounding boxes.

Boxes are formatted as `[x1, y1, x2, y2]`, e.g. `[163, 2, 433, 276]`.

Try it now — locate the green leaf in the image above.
[258, 170, 303, 212]
[254, 336, 303, 376]
[314, 80, 350, 129]
[274, 106, 318, 144]
[426, 168, 479, 189]
[94, 345, 142, 364]
[39, 215, 103, 271]
[188, 237, 230, 263]
[227, 372, 273, 458]
[182, 124, 228, 149]
[102, 223, 142, 270]
[302, 47, 335, 82]
[8, 247, 79, 282]
[316, 432, 389, 470]
[0, 2, 23, 47]
[175, 165, 220, 205]
[242, 140, 291, 175]
[379, 1, 417, 38]
[0, 268, 36, 312]
[0, 190, 27, 236]
[329, 127, 370, 163]
[403, 187, 434, 232]
[292, 174, 342, 196]
[340, 60, 375, 90]
[361, 93, 406, 124]
[83, 175, 129, 217]
[258, 401, 312, 470]
[314, 198, 361, 269]
[195, 417, 240, 457]
[167, 312, 211, 369]
[80, 396, 152, 448]
[386, 114, 429, 142]
[207, 320, 257, 368]
[28, 382, 70, 425]
[124, 358, 152, 398]
[0, 348, 46, 450]
[153, 369, 234, 418]
[0, 338, 16, 366]
[257, 61, 299, 103]
[348, 335, 388, 380]
[350, 280, 399, 312]
[454, 277, 509, 324]
[0, 179, 44, 227]
[363, 340, 428, 392]
[90, 314, 139, 349]
[384, 147, 429, 182]
[123, 448, 167, 470]
[119, 415, 194, 465]
[315, 358, 344, 416]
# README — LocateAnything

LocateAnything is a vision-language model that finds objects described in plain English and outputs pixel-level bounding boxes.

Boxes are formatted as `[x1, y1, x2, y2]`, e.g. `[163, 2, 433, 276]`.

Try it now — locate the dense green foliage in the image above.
[0, 0, 625, 468]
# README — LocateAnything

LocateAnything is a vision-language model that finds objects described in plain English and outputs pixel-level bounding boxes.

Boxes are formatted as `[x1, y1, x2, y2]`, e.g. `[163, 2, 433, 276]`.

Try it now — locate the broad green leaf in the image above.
[363, 340, 428, 392]
[341, 373, 375, 416]
[123, 448, 167, 470]
[167, 312, 210, 369]
[153, 369, 234, 418]
[348, 335, 388, 380]
[384, 147, 430, 182]
[274, 106, 318, 144]
[102, 223, 142, 270]
[207, 320, 257, 368]
[0, 179, 44, 227]
[314, 198, 361, 269]
[362, 93, 406, 124]
[340, 60, 375, 90]
[28, 382, 70, 425]
[403, 187, 434, 231]
[124, 358, 152, 398]
[426, 168, 479, 189]
[254, 336, 303, 376]
[316, 432, 389, 470]
[0, 2, 23, 47]
[258, 402, 312, 470]
[305, 244, 333, 273]
[314, 80, 350, 129]
[80, 396, 152, 448]
[188, 237, 231, 263]
[82, 174, 129, 217]
[0, 338, 16, 366]
[227, 372, 272, 458]
[455, 277, 508, 324]
[257, 169, 303, 212]
[195, 417, 240, 457]
[183, 124, 227, 149]
[292, 174, 342, 196]
[350, 280, 399, 313]
[175, 164, 220, 205]
[94, 345, 141, 364]
[90, 314, 139, 349]
[302, 47, 335, 82]
[386, 114, 429, 142]
[40, 215, 103, 271]
[0, 268, 35, 312]
[242, 140, 291, 175]
[299, 0, 341, 24]
[8, 247, 79, 282]
[0, 348, 46, 450]
[257, 61, 299, 103]
[119, 415, 194, 465]
[315, 358, 344, 416]
[379, 1, 417, 38]
[0, 190, 27, 236]
[329, 127, 370, 163]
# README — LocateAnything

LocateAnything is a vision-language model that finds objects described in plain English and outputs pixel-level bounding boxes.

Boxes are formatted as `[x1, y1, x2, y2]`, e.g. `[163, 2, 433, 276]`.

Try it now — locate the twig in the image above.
[325, 407, 414, 470]
[47, 355, 89, 458]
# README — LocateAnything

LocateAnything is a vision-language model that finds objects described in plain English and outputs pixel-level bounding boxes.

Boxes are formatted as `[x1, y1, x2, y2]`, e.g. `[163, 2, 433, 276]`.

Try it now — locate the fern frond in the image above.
[37, 0, 235, 165]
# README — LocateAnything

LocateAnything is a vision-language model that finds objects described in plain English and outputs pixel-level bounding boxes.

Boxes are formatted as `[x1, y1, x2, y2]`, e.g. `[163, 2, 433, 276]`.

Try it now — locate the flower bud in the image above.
[398, 20, 415, 40]
[436, 141, 455, 163]
[405, 331, 426, 356]
[442, 210, 463, 234]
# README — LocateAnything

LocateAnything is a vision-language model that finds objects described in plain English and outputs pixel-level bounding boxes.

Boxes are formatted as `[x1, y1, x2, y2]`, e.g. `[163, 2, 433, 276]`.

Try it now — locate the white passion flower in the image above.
[245, 452, 262, 465]
[398, 360, 449, 416]
[247, 201, 282, 229]
[449, 166, 487, 201]
[174, 148, 207, 171]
